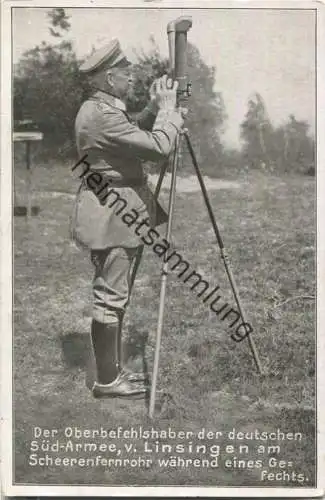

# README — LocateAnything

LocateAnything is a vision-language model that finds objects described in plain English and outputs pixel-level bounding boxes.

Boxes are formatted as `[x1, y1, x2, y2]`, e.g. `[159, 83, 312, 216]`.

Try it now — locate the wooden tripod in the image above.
[149, 128, 263, 419]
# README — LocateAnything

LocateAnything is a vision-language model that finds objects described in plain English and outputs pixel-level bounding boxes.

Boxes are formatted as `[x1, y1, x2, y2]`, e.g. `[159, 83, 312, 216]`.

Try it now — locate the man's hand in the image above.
[150, 74, 185, 131]
[150, 75, 188, 119]
[153, 74, 179, 112]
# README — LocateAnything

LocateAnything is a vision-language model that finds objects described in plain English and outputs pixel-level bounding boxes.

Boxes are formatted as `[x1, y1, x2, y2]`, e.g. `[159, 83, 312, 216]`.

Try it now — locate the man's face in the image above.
[107, 64, 133, 99]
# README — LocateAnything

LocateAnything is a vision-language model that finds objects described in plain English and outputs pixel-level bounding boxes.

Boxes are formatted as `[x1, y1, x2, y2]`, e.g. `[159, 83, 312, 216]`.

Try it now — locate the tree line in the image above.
[13, 8, 315, 176]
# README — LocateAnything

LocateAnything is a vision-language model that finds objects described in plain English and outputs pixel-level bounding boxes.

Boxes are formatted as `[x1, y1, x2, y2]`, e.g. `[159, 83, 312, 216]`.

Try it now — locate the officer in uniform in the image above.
[71, 39, 183, 399]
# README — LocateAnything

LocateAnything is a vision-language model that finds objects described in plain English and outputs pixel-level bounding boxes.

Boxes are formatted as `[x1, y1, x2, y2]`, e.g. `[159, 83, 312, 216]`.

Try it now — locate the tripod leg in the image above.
[149, 134, 181, 419]
[117, 245, 144, 370]
[183, 132, 263, 374]
[130, 245, 144, 294]
[154, 159, 169, 199]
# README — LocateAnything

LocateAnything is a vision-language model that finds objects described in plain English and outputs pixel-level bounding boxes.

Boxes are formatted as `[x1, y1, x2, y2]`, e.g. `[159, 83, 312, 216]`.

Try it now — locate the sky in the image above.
[12, 7, 316, 147]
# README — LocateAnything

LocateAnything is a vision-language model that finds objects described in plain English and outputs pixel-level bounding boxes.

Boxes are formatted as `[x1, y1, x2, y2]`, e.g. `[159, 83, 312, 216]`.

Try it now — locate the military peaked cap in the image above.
[79, 39, 131, 74]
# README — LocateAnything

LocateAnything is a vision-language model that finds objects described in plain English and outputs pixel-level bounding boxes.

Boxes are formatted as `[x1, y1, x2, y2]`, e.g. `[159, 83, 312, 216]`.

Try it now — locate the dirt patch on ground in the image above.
[37, 173, 241, 198]
[149, 173, 241, 192]
[36, 175, 241, 199]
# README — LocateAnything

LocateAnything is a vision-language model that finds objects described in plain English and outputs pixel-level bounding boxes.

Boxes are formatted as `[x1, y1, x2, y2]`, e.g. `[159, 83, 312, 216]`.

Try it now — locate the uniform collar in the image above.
[92, 89, 126, 111]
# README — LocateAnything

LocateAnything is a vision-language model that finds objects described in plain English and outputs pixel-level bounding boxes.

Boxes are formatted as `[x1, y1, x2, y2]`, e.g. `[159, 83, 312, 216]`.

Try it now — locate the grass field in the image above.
[12, 160, 316, 487]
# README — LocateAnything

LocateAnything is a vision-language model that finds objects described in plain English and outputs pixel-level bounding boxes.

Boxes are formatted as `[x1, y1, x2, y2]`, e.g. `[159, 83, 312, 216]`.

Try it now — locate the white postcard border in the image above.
[1, 0, 324, 496]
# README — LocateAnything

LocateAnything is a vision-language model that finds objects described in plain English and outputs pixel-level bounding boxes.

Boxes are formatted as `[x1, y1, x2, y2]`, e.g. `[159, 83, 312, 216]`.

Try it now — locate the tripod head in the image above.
[167, 16, 192, 106]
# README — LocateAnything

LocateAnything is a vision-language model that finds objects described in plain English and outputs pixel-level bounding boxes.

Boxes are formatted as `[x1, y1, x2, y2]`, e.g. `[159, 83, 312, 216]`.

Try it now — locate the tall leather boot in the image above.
[90, 319, 148, 399]
[91, 319, 119, 384]
[116, 312, 147, 383]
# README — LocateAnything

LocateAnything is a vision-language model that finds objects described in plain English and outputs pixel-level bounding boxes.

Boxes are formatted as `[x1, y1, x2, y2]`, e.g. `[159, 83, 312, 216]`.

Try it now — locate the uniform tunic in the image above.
[71, 90, 182, 250]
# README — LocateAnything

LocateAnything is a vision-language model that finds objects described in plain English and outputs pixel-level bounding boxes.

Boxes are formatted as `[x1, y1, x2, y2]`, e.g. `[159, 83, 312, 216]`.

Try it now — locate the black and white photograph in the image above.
[1, 1, 323, 495]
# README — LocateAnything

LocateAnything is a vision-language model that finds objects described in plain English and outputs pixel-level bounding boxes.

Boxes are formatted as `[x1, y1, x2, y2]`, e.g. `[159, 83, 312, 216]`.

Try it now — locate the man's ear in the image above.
[105, 70, 114, 87]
